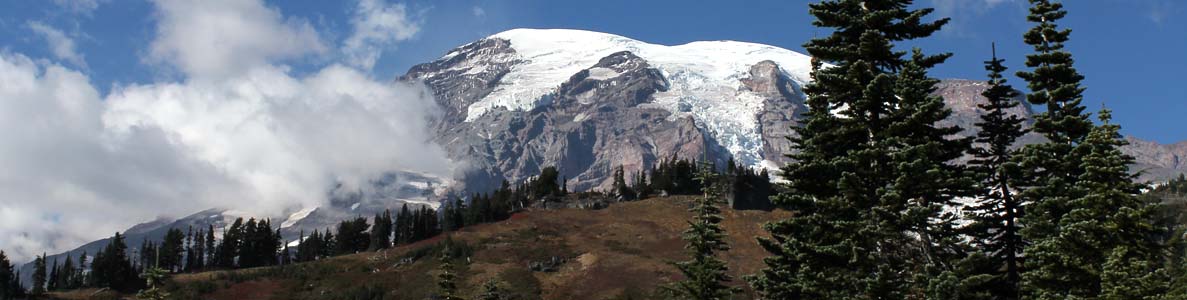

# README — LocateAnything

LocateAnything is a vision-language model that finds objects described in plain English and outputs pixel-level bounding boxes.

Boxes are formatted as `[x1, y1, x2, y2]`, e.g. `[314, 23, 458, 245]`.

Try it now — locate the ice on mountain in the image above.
[460, 28, 815, 169]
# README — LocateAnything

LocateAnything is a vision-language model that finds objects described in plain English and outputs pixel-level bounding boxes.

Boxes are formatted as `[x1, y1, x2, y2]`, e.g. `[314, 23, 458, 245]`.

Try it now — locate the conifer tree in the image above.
[478, 279, 505, 300]
[1056, 109, 1167, 298]
[92, 232, 139, 292]
[1012, 1, 1104, 298]
[135, 265, 170, 300]
[665, 160, 739, 300]
[437, 245, 462, 300]
[749, 0, 953, 298]
[47, 258, 58, 291]
[204, 225, 216, 267]
[0, 250, 16, 300]
[31, 254, 46, 295]
[964, 44, 1027, 300]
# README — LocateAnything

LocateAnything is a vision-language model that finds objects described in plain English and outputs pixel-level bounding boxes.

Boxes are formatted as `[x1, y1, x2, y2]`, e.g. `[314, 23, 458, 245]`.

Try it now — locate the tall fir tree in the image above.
[664, 160, 740, 300]
[749, 0, 956, 298]
[30, 254, 46, 295]
[1062, 109, 1168, 299]
[0, 250, 18, 300]
[1011, 1, 1100, 298]
[963, 44, 1028, 300]
[478, 279, 505, 300]
[437, 244, 462, 300]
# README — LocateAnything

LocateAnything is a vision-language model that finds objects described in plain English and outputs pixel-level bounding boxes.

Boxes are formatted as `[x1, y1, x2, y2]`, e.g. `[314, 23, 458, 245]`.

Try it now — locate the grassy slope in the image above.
[48, 196, 790, 300]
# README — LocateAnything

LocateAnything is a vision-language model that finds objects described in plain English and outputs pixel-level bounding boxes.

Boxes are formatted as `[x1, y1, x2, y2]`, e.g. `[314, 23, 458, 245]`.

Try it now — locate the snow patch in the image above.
[350, 202, 361, 211]
[586, 67, 621, 81]
[280, 207, 317, 229]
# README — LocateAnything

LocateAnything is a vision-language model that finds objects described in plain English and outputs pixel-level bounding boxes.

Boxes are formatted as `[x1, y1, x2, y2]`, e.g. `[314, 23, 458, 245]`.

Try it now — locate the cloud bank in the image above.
[0, 0, 447, 263]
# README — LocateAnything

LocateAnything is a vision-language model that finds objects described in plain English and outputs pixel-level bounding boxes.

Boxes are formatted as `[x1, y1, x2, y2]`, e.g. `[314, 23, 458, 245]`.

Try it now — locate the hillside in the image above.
[47, 196, 789, 300]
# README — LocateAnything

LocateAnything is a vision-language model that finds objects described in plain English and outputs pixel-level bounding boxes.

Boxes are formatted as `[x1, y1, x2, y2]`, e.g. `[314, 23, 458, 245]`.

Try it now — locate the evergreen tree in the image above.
[55, 255, 75, 290]
[135, 265, 170, 300]
[369, 210, 393, 251]
[92, 232, 140, 292]
[204, 225, 216, 268]
[437, 245, 462, 300]
[1053, 109, 1167, 299]
[665, 160, 740, 299]
[963, 44, 1028, 300]
[0, 251, 17, 300]
[47, 258, 58, 291]
[215, 218, 244, 268]
[396, 204, 411, 245]
[478, 279, 505, 300]
[749, 0, 954, 298]
[31, 254, 46, 295]
[1012, 1, 1105, 298]
[160, 228, 185, 272]
[613, 166, 634, 200]
[335, 216, 371, 255]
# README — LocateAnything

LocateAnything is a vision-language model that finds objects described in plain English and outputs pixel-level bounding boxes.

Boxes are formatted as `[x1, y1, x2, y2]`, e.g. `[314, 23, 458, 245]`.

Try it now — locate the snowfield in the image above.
[458, 28, 815, 168]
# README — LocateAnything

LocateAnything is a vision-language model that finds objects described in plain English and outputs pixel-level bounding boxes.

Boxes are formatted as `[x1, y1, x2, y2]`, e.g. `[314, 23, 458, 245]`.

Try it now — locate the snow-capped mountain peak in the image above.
[457, 28, 814, 167]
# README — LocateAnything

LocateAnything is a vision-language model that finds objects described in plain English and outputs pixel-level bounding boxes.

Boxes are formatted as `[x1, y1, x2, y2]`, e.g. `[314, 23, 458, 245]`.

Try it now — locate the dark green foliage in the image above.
[1034, 109, 1167, 299]
[533, 166, 563, 200]
[336, 217, 372, 255]
[647, 155, 701, 196]
[239, 219, 282, 268]
[0, 250, 27, 300]
[614, 166, 634, 200]
[436, 244, 463, 300]
[478, 279, 506, 300]
[963, 44, 1028, 300]
[724, 159, 774, 210]
[664, 160, 740, 300]
[214, 218, 244, 269]
[750, 0, 965, 298]
[160, 228, 185, 272]
[30, 254, 45, 295]
[369, 210, 394, 251]
[91, 232, 142, 292]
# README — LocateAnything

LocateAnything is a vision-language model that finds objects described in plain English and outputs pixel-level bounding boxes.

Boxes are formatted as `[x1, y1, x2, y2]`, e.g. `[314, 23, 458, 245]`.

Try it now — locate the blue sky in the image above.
[2, 0, 1184, 142]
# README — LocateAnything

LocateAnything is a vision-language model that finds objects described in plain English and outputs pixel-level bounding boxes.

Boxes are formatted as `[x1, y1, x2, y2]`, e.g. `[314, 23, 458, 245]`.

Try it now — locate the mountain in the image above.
[404, 28, 1185, 192]
[19, 171, 448, 285]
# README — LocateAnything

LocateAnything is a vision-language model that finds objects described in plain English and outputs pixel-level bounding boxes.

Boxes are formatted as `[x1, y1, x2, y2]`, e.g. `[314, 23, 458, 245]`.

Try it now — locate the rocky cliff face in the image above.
[404, 29, 1184, 193]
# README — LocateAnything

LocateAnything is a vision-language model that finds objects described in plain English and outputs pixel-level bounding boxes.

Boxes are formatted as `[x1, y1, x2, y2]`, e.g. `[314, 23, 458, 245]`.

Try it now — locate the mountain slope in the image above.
[60, 196, 789, 300]
[406, 28, 1184, 192]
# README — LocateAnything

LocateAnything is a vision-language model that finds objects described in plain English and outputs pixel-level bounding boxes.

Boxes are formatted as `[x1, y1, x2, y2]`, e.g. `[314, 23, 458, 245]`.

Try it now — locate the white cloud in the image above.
[146, 0, 327, 79]
[0, 0, 448, 263]
[51, 0, 101, 15]
[26, 21, 87, 68]
[473, 6, 486, 18]
[342, 0, 422, 71]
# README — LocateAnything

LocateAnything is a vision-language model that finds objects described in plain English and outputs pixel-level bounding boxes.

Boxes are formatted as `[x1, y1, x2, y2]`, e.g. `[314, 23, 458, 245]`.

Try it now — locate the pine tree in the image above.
[31, 254, 46, 295]
[135, 265, 170, 300]
[0, 250, 16, 300]
[160, 228, 185, 272]
[749, 1, 953, 298]
[665, 160, 740, 300]
[963, 44, 1028, 300]
[1060, 109, 1167, 299]
[437, 245, 463, 300]
[204, 225, 216, 268]
[47, 258, 58, 291]
[1012, 1, 1104, 298]
[92, 232, 140, 292]
[478, 279, 505, 300]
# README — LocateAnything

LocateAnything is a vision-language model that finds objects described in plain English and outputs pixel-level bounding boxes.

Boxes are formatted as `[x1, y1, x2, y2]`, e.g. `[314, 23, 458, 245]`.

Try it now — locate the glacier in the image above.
[461, 28, 815, 168]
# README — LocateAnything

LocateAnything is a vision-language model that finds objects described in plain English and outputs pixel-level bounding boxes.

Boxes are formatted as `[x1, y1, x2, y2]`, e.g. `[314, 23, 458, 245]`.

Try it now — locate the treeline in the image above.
[13, 165, 573, 295]
[612, 156, 774, 210]
[0, 251, 26, 300]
